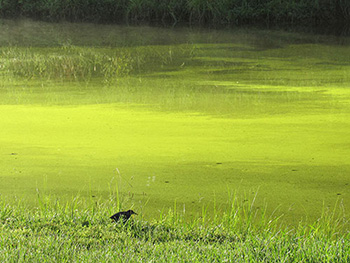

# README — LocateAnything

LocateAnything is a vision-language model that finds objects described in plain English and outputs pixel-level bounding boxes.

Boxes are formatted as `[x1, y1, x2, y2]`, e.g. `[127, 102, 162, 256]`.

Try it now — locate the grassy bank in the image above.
[0, 0, 349, 27]
[0, 45, 193, 81]
[0, 195, 349, 262]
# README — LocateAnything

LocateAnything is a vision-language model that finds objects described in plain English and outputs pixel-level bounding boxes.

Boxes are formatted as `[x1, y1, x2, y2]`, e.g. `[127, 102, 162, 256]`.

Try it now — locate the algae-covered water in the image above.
[1, 19, 349, 224]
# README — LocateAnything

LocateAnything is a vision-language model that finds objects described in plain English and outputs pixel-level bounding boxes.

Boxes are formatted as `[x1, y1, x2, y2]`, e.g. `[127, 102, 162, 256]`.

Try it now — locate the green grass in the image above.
[0, 194, 349, 262]
[0, 44, 194, 81]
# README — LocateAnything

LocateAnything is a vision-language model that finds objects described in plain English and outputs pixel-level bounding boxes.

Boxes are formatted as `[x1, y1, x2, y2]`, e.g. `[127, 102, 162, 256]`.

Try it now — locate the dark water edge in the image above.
[1, 17, 349, 46]
[0, 18, 349, 51]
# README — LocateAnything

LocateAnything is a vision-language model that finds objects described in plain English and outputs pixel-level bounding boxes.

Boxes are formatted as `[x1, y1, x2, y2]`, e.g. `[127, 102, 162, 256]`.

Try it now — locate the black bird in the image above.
[110, 210, 137, 223]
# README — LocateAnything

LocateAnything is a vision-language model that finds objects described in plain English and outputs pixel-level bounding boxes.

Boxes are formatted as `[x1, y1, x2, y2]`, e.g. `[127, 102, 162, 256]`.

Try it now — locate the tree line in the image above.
[0, 0, 349, 26]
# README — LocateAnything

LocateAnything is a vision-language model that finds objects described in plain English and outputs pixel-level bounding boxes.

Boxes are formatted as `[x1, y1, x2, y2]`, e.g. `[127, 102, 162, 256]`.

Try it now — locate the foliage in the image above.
[0, 0, 349, 26]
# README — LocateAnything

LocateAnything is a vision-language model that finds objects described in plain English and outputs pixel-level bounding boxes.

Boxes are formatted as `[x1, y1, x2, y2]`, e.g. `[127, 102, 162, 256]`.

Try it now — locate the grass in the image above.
[0, 44, 194, 82]
[0, 194, 349, 262]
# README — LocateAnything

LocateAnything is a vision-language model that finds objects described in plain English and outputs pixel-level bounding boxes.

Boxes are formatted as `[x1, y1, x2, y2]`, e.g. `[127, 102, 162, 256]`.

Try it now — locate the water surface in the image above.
[1, 19, 349, 224]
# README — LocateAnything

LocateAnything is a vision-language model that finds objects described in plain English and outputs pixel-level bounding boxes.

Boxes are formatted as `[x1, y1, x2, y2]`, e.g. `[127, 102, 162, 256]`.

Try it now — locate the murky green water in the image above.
[1, 19, 350, 224]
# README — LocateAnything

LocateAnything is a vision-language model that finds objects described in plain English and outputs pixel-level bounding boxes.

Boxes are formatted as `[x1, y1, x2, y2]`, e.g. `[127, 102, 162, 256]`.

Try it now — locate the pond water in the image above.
[1, 19, 350, 224]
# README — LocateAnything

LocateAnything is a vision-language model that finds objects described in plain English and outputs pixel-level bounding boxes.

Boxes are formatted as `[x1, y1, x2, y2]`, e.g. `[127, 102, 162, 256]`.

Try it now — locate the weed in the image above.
[0, 44, 194, 82]
[0, 194, 349, 262]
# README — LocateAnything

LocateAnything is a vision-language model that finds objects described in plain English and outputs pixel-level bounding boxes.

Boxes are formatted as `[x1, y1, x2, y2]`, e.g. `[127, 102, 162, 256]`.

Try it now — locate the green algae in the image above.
[0, 20, 349, 225]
